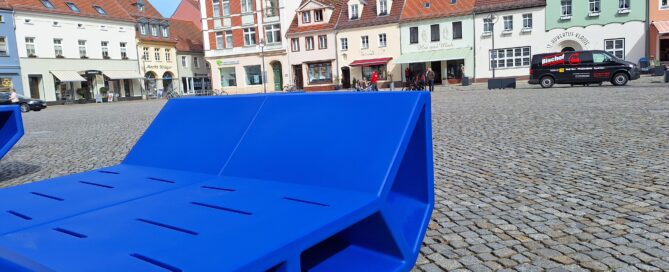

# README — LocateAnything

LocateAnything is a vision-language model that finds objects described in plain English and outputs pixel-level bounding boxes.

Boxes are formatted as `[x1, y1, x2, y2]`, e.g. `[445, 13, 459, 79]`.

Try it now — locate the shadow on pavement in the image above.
[0, 161, 41, 184]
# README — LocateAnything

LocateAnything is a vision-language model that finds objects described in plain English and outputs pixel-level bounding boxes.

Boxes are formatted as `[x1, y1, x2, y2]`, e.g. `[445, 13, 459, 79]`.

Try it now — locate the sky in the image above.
[151, 0, 180, 17]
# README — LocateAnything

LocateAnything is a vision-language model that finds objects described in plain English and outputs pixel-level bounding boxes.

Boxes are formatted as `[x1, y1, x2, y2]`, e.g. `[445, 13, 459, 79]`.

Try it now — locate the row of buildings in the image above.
[201, 0, 658, 93]
[0, 0, 209, 103]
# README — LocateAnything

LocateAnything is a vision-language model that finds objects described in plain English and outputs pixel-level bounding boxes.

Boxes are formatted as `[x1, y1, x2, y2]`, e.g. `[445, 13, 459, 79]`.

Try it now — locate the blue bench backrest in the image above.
[0, 106, 23, 161]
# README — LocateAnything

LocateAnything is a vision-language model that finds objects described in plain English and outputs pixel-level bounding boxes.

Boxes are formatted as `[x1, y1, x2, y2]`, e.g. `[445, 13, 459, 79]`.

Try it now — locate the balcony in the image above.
[264, 8, 280, 23]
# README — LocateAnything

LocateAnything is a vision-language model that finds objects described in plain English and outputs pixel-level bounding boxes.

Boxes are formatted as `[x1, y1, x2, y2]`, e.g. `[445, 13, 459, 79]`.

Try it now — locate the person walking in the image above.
[371, 70, 379, 91]
[426, 68, 436, 92]
[419, 73, 426, 91]
[405, 67, 412, 88]
[9, 89, 19, 104]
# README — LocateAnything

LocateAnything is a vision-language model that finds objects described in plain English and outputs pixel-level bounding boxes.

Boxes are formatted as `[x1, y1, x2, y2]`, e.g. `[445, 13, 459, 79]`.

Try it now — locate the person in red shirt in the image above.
[371, 70, 379, 91]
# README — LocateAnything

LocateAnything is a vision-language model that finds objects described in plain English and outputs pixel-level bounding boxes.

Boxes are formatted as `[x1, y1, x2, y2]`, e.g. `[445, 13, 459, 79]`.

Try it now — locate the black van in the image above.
[529, 50, 640, 88]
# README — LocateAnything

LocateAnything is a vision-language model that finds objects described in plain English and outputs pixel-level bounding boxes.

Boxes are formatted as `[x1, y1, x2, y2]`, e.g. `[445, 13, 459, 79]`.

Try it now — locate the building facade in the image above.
[649, 0, 669, 62]
[474, 0, 546, 80]
[545, 0, 645, 63]
[10, 0, 142, 103]
[286, 0, 341, 91]
[172, 19, 210, 94]
[397, 0, 475, 85]
[335, 0, 405, 89]
[0, 6, 24, 94]
[202, 0, 300, 94]
[117, 0, 180, 96]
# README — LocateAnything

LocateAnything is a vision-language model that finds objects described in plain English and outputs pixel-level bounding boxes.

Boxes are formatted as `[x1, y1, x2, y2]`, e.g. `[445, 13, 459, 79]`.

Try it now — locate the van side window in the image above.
[593, 53, 611, 64]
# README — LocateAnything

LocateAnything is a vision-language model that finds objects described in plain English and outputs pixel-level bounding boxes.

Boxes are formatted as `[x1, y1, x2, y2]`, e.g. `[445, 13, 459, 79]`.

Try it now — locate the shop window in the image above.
[604, 39, 624, 59]
[308, 62, 332, 83]
[490, 46, 530, 69]
[245, 65, 262, 85]
[220, 67, 237, 87]
[362, 65, 387, 81]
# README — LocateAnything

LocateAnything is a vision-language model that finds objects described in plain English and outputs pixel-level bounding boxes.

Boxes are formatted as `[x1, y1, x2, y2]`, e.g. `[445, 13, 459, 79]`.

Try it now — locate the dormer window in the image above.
[66, 2, 80, 12]
[162, 26, 169, 38]
[151, 25, 158, 36]
[379, 0, 388, 15]
[302, 11, 311, 23]
[40, 0, 55, 9]
[139, 23, 147, 35]
[350, 4, 359, 20]
[314, 9, 323, 22]
[136, 0, 145, 11]
[93, 5, 107, 15]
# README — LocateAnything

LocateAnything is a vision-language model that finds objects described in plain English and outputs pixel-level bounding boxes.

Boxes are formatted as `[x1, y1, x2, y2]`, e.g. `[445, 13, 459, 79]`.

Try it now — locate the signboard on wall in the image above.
[546, 31, 591, 50]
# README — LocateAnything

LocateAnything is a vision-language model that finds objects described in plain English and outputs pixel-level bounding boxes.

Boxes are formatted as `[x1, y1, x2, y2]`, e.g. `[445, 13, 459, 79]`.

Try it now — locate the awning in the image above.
[394, 47, 472, 64]
[349, 57, 393, 67]
[50, 71, 86, 82]
[103, 70, 144, 80]
[653, 21, 669, 34]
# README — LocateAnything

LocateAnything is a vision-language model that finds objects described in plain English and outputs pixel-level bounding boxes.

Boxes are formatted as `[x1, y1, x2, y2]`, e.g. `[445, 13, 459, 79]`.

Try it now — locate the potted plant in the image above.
[76, 88, 87, 103]
[56, 55, 65, 59]
[80, 56, 89, 59]
[28, 54, 37, 58]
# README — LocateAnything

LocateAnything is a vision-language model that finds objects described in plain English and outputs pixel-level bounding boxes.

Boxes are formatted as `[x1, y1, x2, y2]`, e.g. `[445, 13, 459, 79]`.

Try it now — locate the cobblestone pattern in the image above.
[1, 84, 668, 271]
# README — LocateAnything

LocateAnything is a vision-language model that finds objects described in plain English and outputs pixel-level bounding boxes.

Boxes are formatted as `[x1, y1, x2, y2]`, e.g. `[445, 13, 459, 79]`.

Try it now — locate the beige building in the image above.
[335, 0, 405, 89]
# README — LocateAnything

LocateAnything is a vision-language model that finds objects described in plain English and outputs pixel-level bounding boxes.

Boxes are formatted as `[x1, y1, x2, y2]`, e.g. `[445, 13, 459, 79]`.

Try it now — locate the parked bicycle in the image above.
[165, 89, 181, 99]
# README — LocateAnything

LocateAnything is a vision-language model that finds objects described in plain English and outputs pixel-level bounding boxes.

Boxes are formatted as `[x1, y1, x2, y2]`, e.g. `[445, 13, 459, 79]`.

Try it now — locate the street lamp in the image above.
[260, 39, 267, 94]
[488, 13, 499, 79]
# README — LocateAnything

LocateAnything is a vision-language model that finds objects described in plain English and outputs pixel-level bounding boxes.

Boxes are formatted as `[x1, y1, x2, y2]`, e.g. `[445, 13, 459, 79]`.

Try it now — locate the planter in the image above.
[487, 78, 516, 90]
[447, 79, 462, 85]
[653, 66, 666, 76]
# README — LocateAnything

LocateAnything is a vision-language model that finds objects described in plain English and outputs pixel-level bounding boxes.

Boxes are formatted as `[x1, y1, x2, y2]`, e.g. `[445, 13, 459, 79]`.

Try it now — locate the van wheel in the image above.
[540, 76, 555, 88]
[612, 73, 629, 86]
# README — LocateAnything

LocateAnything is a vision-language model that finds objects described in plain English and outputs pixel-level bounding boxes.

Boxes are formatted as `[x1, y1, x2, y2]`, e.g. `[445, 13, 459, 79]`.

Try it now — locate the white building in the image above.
[473, 1, 546, 80]
[11, 0, 142, 102]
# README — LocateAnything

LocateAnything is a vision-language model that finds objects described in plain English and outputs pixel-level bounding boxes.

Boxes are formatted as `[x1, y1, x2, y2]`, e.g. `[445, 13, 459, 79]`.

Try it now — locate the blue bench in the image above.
[0, 105, 23, 161]
[0, 92, 434, 272]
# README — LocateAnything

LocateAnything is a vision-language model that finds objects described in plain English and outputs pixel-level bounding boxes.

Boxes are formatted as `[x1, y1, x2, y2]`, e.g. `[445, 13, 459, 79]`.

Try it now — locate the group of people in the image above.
[405, 68, 436, 92]
[355, 70, 380, 92]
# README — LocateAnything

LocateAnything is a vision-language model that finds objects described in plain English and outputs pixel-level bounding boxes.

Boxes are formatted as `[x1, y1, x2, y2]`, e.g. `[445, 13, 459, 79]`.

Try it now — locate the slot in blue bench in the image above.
[0, 105, 23, 161]
[0, 92, 434, 272]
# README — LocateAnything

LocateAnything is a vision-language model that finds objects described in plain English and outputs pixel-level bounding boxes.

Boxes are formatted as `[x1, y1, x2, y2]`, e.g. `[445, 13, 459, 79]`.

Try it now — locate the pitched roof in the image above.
[401, 0, 475, 22]
[115, 0, 164, 20]
[474, 0, 545, 13]
[171, 0, 202, 30]
[6, 0, 134, 22]
[0, 0, 11, 10]
[336, 0, 405, 30]
[287, 0, 342, 35]
[170, 19, 203, 52]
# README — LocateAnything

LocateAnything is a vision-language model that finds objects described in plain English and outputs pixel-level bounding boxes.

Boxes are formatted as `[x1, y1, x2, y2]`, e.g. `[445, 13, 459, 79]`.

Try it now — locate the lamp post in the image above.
[260, 39, 267, 94]
[488, 13, 498, 79]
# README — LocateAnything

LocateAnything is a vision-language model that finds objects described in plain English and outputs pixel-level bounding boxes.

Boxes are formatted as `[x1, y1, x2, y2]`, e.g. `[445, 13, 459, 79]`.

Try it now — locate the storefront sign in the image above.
[84, 70, 102, 75]
[417, 42, 456, 51]
[217, 60, 239, 66]
[546, 32, 591, 49]
[146, 64, 173, 70]
[361, 49, 386, 56]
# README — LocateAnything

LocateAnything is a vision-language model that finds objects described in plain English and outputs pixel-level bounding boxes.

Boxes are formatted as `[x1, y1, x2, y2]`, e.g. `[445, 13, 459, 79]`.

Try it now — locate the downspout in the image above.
[646, 0, 650, 58]
[472, 12, 476, 81]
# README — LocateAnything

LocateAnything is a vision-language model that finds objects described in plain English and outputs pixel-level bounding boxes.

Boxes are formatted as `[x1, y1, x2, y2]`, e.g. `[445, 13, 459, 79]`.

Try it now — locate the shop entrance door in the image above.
[28, 75, 42, 99]
[341, 67, 351, 89]
[293, 65, 303, 90]
[124, 80, 132, 97]
[431, 61, 443, 85]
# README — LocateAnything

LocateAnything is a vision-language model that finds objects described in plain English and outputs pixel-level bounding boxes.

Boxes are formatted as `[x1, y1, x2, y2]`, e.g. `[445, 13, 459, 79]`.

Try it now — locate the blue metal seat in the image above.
[0, 92, 434, 272]
[0, 105, 23, 161]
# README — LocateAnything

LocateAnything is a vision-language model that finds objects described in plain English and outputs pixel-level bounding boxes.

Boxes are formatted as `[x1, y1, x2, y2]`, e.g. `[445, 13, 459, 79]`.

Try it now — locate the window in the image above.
[483, 18, 493, 33]
[265, 24, 282, 44]
[379, 0, 388, 15]
[361, 36, 369, 49]
[223, 0, 230, 16]
[243, 27, 256, 46]
[154, 48, 160, 61]
[340, 38, 348, 51]
[101, 41, 109, 58]
[314, 9, 323, 22]
[410, 27, 418, 44]
[619, 0, 629, 10]
[139, 24, 147, 35]
[225, 30, 233, 48]
[291, 38, 300, 52]
[378, 33, 387, 48]
[0, 37, 7, 56]
[318, 35, 327, 49]
[0, 15, 4, 23]
[66, 2, 80, 12]
[350, 4, 359, 19]
[561, 0, 572, 17]
[302, 11, 311, 23]
[503, 16, 513, 31]
[452, 21, 462, 39]
[25, 37, 35, 56]
[363, 65, 387, 81]
[165, 49, 171, 61]
[589, 0, 601, 14]
[93, 5, 107, 15]
[162, 26, 169, 38]
[120, 42, 127, 58]
[306, 36, 315, 50]
[151, 25, 158, 36]
[242, 0, 253, 13]
[53, 39, 63, 57]
[605, 39, 625, 59]
[220, 67, 237, 87]
[182, 56, 188, 67]
[308, 62, 332, 82]
[593, 52, 613, 63]
[663, 0, 669, 9]
[212, 0, 221, 16]
[245, 65, 262, 85]
[430, 24, 440, 42]
[451, 0, 457, 3]
[215, 32, 224, 49]
[143, 47, 149, 60]
[79, 40, 87, 57]
[194, 57, 200, 68]
[490, 47, 530, 69]
[41, 0, 54, 9]
[522, 14, 533, 29]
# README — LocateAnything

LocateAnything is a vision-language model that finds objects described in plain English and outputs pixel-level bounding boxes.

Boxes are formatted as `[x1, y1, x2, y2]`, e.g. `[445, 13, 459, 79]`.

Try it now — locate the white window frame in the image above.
[589, 0, 601, 16]
[242, 0, 253, 13]
[503, 16, 513, 32]
[26, 37, 36, 56]
[0, 36, 8, 56]
[305, 36, 315, 50]
[243, 27, 256, 46]
[53, 38, 63, 57]
[350, 4, 359, 20]
[340, 38, 348, 51]
[120, 42, 127, 58]
[318, 35, 327, 49]
[182, 56, 188, 67]
[101, 41, 109, 58]
[194, 56, 200, 68]
[361, 35, 369, 49]
[378, 33, 387, 48]
[225, 30, 233, 48]
[314, 9, 323, 22]
[379, 0, 388, 15]
[265, 24, 282, 44]
[215, 31, 224, 49]
[561, 0, 572, 18]
[662, 0, 669, 9]
[223, 0, 231, 16]
[483, 18, 492, 34]
[522, 14, 533, 31]
[490, 47, 531, 70]
[302, 11, 311, 23]
[154, 48, 160, 61]
[291, 38, 300, 52]
[212, 0, 221, 16]
[143, 47, 149, 60]
[604, 38, 625, 59]
[165, 49, 171, 62]
[150, 25, 158, 36]
[162, 26, 169, 38]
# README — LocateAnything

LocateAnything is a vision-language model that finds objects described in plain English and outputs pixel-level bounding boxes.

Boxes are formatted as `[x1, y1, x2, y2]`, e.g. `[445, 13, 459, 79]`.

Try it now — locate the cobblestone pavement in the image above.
[1, 84, 668, 271]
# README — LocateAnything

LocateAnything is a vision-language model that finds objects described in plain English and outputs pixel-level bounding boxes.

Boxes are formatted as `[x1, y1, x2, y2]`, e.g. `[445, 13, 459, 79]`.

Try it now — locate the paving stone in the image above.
[580, 261, 610, 271]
